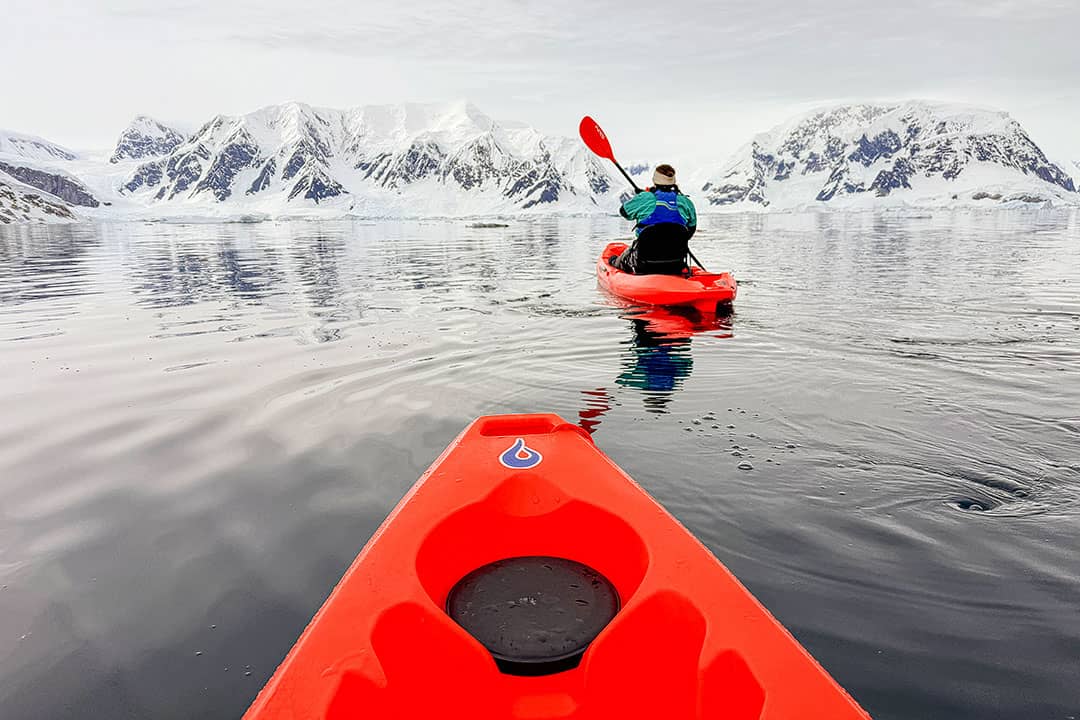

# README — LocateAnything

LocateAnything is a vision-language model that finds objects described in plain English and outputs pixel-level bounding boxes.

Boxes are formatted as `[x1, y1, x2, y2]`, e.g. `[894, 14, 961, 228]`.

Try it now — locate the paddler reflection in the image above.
[577, 307, 733, 433]
[617, 307, 732, 413]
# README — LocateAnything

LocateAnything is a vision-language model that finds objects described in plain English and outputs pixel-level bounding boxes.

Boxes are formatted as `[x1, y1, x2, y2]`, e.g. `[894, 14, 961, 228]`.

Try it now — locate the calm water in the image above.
[1, 212, 1079, 719]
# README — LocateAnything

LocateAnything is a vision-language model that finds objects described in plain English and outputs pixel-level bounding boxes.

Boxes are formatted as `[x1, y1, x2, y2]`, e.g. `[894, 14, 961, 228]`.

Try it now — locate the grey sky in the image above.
[3, 0, 1078, 168]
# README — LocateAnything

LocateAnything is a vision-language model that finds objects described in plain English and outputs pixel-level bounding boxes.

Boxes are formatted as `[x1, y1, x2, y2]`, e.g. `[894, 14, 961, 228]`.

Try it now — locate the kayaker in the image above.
[610, 164, 698, 275]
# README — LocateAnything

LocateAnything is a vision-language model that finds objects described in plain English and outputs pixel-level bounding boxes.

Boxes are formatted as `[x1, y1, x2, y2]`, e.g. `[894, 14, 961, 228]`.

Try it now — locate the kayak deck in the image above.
[245, 414, 868, 720]
[596, 241, 737, 313]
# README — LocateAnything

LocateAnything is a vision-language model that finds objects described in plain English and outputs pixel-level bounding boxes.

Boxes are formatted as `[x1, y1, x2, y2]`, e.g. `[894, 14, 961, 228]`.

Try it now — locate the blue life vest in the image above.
[637, 190, 686, 229]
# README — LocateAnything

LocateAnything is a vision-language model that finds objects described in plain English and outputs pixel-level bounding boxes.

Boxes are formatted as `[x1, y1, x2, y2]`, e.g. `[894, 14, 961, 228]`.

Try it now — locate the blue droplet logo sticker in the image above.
[499, 438, 543, 469]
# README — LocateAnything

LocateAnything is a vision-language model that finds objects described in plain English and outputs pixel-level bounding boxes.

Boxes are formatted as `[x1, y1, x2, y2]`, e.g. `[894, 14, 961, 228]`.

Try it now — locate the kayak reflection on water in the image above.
[577, 307, 733, 433]
[617, 307, 733, 413]
[616, 318, 693, 413]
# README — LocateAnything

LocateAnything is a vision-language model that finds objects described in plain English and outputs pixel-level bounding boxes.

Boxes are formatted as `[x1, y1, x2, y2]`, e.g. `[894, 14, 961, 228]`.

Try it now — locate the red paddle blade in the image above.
[579, 116, 616, 162]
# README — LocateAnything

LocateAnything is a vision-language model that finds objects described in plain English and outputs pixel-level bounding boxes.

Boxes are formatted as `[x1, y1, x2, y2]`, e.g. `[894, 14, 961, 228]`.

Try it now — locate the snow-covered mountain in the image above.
[0, 176, 77, 223]
[0, 159, 100, 207]
[110, 116, 186, 163]
[2, 99, 1078, 224]
[0, 129, 102, 213]
[118, 101, 622, 217]
[0, 130, 79, 162]
[702, 102, 1078, 209]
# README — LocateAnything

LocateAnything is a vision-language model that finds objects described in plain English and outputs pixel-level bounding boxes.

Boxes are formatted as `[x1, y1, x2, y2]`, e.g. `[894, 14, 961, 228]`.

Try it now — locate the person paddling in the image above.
[610, 164, 698, 275]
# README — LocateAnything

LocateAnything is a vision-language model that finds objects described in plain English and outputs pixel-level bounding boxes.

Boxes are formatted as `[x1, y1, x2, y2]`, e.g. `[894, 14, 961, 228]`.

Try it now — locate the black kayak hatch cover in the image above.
[445, 556, 620, 676]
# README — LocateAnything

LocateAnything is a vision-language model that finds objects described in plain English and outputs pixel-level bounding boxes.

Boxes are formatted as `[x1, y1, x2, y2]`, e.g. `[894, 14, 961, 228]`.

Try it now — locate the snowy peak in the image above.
[0, 130, 78, 162]
[110, 116, 186, 163]
[119, 101, 623, 213]
[704, 101, 1078, 209]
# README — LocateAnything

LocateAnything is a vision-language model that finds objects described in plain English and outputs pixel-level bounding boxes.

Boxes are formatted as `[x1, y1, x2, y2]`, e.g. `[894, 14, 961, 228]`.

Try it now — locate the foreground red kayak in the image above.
[245, 414, 869, 720]
[597, 241, 737, 313]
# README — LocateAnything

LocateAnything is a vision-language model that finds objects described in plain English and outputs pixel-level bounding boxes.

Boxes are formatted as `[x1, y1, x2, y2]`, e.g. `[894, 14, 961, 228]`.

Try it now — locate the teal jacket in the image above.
[620, 189, 697, 239]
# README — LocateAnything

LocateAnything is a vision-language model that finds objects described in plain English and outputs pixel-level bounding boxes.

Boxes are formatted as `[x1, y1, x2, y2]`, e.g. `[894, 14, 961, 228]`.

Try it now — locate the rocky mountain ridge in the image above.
[110, 116, 186, 163]
[702, 101, 1077, 209]
[2, 100, 1077, 223]
[117, 101, 621, 215]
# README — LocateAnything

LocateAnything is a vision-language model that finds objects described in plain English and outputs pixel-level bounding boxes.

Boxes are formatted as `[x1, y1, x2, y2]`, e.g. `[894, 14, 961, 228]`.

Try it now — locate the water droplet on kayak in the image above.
[195, 651, 203, 656]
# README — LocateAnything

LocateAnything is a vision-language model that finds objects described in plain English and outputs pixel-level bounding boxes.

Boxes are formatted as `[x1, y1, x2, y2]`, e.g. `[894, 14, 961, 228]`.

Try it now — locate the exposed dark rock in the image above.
[0, 161, 99, 207]
[287, 170, 345, 202]
[247, 159, 277, 195]
[587, 164, 611, 194]
[816, 165, 847, 201]
[0, 178, 76, 222]
[521, 179, 562, 208]
[848, 130, 902, 166]
[803, 152, 827, 173]
[870, 158, 916, 195]
[110, 118, 185, 163]
[193, 135, 261, 201]
[774, 159, 794, 181]
[164, 151, 205, 199]
[124, 161, 164, 193]
[394, 140, 444, 184]
[282, 148, 309, 181]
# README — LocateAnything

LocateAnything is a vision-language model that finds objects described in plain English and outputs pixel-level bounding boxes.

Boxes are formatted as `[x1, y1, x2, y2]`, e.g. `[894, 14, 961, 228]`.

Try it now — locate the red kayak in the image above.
[245, 414, 868, 720]
[597, 241, 737, 313]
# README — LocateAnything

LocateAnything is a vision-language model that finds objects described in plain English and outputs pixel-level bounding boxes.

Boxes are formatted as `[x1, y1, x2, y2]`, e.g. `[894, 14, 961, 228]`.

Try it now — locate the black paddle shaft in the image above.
[613, 161, 642, 194]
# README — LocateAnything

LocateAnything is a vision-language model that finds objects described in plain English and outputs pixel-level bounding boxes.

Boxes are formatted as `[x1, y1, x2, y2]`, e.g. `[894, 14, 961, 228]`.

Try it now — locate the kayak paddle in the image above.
[579, 116, 643, 194]
[578, 116, 708, 273]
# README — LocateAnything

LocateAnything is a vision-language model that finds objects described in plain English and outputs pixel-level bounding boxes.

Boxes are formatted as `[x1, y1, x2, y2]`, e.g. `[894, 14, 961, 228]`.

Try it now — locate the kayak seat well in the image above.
[322, 462, 768, 717]
[414, 477, 650, 610]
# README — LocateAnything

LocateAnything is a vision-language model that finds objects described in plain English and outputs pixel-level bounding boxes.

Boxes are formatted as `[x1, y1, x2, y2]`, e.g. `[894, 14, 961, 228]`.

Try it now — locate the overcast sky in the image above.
[3, 0, 1078, 168]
